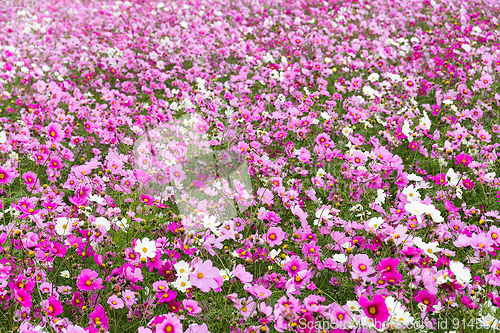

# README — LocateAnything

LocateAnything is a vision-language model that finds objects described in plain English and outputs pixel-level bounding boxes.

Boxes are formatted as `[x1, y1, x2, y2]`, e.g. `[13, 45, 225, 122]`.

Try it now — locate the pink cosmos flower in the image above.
[122, 290, 136, 307]
[266, 226, 285, 247]
[283, 256, 307, 276]
[358, 294, 390, 328]
[297, 147, 311, 163]
[350, 150, 367, 166]
[245, 284, 272, 299]
[477, 129, 492, 142]
[233, 264, 253, 284]
[185, 323, 209, 333]
[71, 291, 85, 308]
[377, 257, 402, 283]
[486, 260, 500, 286]
[107, 295, 124, 309]
[22, 171, 39, 190]
[294, 311, 316, 333]
[76, 269, 104, 292]
[455, 153, 473, 166]
[46, 122, 64, 142]
[190, 259, 221, 292]
[238, 296, 257, 319]
[156, 313, 183, 333]
[257, 187, 274, 205]
[433, 173, 447, 186]
[351, 254, 374, 278]
[182, 299, 202, 315]
[462, 178, 474, 189]
[461, 295, 478, 309]
[329, 302, 352, 325]
[65, 325, 86, 333]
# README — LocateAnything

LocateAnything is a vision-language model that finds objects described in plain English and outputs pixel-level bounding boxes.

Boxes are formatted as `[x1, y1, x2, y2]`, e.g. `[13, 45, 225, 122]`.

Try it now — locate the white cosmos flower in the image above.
[427, 205, 444, 223]
[402, 122, 413, 142]
[114, 217, 129, 230]
[269, 249, 281, 259]
[342, 126, 353, 137]
[446, 168, 460, 187]
[405, 201, 429, 224]
[172, 275, 192, 292]
[345, 301, 360, 313]
[219, 268, 234, 282]
[88, 194, 105, 205]
[368, 217, 385, 231]
[368, 73, 379, 82]
[407, 174, 423, 182]
[413, 237, 441, 260]
[402, 184, 421, 202]
[174, 260, 191, 276]
[332, 254, 347, 263]
[60, 270, 70, 278]
[55, 217, 75, 236]
[449, 261, 471, 285]
[134, 238, 157, 260]
[374, 189, 386, 205]
[93, 216, 111, 231]
[418, 113, 432, 131]
[479, 314, 499, 329]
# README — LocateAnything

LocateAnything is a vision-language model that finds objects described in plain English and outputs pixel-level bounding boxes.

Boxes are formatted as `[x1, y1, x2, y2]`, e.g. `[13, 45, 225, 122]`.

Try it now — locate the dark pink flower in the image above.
[89, 304, 109, 329]
[15, 289, 32, 308]
[76, 269, 104, 292]
[377, 257, 402, 283]
[0, 167, 13, 186]
[44, 296, 63, 317]
[415, 290, 436, 310]
[455, 153, 473, 166]
[462, 178, 474, 189]
[358, 294, 390, 327]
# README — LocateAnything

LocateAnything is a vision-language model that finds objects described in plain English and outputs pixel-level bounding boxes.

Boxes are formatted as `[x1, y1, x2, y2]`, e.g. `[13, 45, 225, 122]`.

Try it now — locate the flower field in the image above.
[2, 0, 500, 332]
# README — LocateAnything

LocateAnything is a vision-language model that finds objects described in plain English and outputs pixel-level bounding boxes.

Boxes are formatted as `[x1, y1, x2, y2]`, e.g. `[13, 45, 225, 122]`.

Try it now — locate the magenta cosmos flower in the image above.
[358, 294, 390, 328]
[0, 167, 13, 186]
[15, 289, 33, 308]
[377, 257, 402, 283]
[190, 259, 221, 292]
[89, 304, 109, 329]
[76, 269, 104, 292]
[44, 296, 63, 317]
[455, 153, 473, 166]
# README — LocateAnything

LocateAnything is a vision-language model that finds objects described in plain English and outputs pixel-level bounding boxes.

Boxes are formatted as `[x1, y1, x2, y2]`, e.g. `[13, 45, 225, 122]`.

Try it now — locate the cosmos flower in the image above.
[134, 237, 157, 260]
[358, 294, 390, 328]
[76, 269, 104, 292]
[190, 259, 221, 292]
